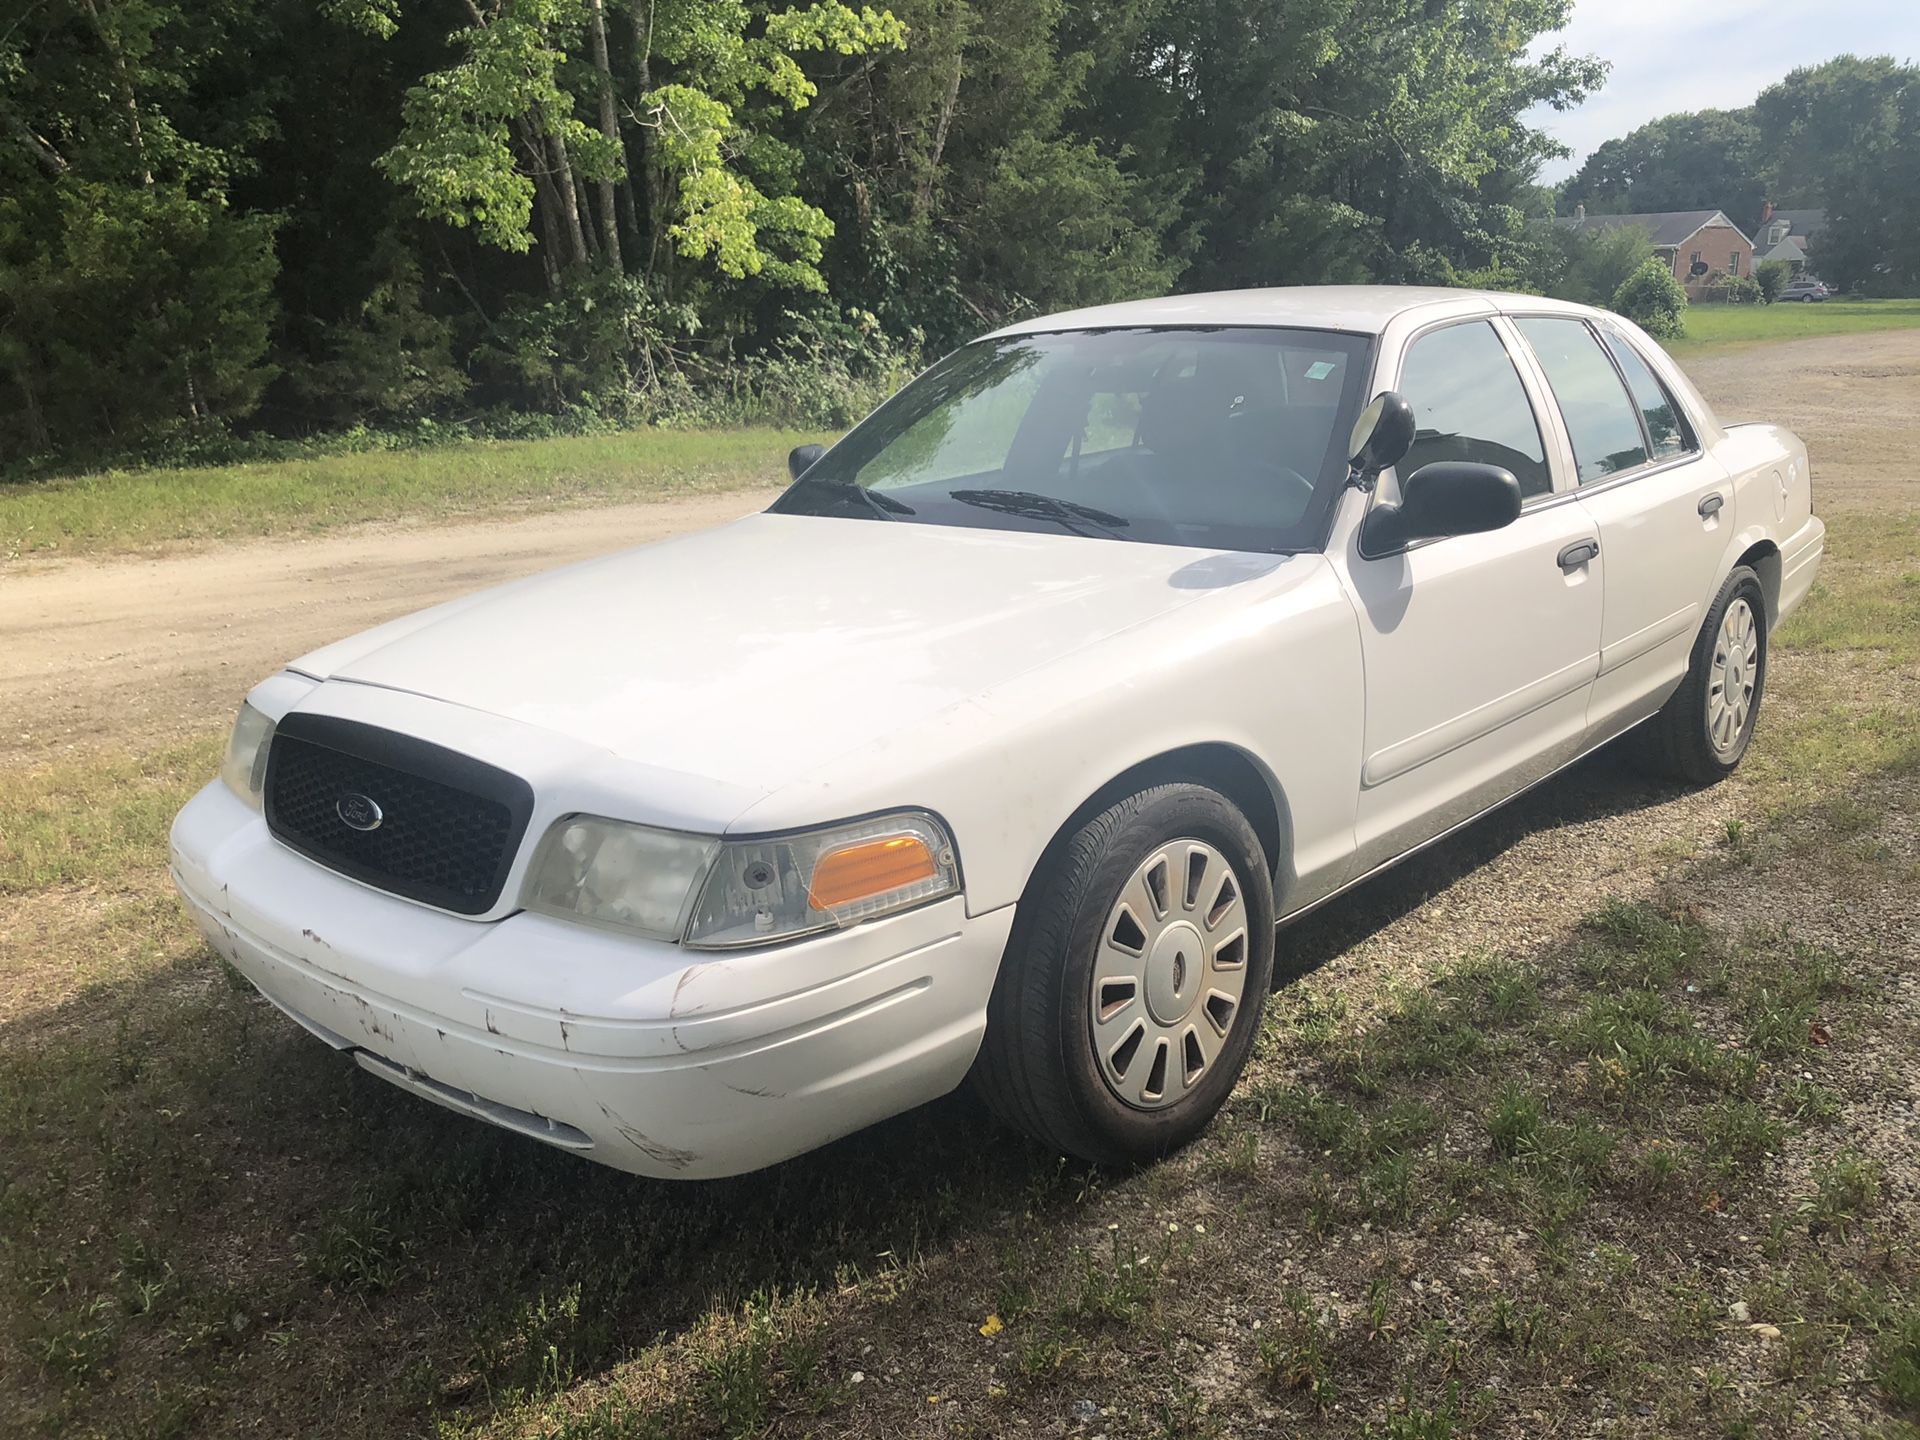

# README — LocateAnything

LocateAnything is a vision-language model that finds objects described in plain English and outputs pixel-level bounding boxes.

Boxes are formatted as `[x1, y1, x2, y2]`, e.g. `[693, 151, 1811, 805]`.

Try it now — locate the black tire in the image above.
[972, 783, 1276, 1166]
[1631, 564, 1768, 785]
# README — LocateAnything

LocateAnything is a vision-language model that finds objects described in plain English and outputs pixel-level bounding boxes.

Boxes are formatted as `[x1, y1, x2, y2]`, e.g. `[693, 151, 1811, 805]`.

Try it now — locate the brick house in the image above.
[1556, 207, 1757, 296]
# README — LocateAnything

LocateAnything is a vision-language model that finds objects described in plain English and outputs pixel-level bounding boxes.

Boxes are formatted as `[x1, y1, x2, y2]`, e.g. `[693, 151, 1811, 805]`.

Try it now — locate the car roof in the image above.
[984, 285, 1601, 340]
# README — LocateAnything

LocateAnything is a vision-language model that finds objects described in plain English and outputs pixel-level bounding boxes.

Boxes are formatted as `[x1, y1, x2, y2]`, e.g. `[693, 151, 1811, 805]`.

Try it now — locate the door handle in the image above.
[1697, 492, 1725, 518]
[1557, 539, 1600, 571]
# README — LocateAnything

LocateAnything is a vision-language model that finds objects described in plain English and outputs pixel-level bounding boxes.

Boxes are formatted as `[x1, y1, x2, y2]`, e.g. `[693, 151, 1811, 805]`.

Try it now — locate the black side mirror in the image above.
[1362, 461, 1522, 554]
[788, 443, 826, 481]
[1348, 391, 1416, 476]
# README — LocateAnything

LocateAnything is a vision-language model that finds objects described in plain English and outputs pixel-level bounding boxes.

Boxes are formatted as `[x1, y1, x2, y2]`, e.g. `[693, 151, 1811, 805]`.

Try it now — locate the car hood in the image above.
[292, 513, 1239, 795]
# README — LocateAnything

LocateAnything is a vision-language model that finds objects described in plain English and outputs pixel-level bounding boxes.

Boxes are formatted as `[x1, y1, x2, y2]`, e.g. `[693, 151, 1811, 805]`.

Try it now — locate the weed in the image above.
[1703, 1099, 1783, 1165]
[1257, 1293, 1339, 1412]
[34, 1293, 117, 1384]
[1487, 1294, 1546, 1354]
[1487, 1084, 1543, 1157]
[1873, 1307, 1920, 1416]
[298, 1195, 409, 1295]
[1061, 1228, 1161, 1328]
[1781, 1076, 1841, 1124]
[1800, 1151, 1881, 1239]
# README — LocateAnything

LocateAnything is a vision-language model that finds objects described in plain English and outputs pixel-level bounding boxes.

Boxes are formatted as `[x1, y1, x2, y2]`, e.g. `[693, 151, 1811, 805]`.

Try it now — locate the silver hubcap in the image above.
[1707, 597, 1760, 756]
[1090, 839, 1251, 1110]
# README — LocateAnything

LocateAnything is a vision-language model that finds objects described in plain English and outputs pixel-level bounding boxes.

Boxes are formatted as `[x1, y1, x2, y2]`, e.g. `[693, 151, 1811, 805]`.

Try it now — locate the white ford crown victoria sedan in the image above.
[171, 287, 1825, 1178]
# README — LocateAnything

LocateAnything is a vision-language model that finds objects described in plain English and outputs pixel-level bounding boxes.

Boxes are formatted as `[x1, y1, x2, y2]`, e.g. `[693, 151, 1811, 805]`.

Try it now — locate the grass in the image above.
[0, 738, 219, 894]
[1669, 296, 1920, 353]
[0, 426, 822, 561]
[12, 758, 1914, 1437]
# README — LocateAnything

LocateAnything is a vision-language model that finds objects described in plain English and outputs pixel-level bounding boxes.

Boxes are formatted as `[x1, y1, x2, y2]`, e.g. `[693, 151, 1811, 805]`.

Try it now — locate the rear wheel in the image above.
[1632, 565, 1767, 785]
[973, 783, 1275, 1165]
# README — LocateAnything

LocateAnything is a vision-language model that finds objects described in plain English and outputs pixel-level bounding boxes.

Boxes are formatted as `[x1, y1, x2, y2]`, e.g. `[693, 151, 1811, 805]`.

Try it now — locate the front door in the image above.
[1329, 318, 1605, 875]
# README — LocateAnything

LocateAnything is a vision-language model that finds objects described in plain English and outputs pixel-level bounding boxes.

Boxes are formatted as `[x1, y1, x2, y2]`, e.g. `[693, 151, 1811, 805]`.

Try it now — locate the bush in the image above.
[1699, 271, 1764, 305]
[1611, 258, 1688, 339]
[1755, 259, 1792, 304]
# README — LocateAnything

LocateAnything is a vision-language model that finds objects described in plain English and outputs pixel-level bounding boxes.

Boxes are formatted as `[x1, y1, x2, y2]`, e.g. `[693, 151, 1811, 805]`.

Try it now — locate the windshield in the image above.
[770, 327, 1372, 553]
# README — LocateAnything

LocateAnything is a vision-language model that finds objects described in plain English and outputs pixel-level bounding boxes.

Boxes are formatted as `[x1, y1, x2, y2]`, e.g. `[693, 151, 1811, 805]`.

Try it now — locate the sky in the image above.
[1528, 0, 1920, 183]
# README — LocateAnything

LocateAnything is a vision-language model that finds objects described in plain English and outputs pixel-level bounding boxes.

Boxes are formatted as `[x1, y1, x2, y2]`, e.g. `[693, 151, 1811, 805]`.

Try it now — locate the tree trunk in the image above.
[544, 127, 591, 268]
[78, 0, 151, 186]
[574, 168, 602, 261]
[915, 50, 965, 221]
[516, 121, 567, 292]
[585, 0, 629, 269]
[9, 119, 69, 178]
[628, 0, 670, 275]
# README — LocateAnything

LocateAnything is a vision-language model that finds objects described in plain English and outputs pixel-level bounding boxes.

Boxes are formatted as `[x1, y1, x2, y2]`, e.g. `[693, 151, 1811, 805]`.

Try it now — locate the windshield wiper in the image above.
[946, 488, 1131, 538]
[798, 477, 915, 518]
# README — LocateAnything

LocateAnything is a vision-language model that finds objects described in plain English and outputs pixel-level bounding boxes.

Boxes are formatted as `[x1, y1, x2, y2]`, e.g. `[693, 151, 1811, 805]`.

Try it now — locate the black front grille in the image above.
[265, 714, 535, 915]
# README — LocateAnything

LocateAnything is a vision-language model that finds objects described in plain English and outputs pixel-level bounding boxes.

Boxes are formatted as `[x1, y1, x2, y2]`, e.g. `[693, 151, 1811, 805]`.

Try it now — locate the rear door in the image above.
[1328, 317, 1605, 876]
[1509, 316, 1730, 736]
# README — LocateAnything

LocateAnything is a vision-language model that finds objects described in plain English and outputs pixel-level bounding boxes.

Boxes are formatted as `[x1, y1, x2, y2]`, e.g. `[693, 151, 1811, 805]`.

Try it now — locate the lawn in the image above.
[1670, 296, 1920, 353]
[0, 427, 823, 562]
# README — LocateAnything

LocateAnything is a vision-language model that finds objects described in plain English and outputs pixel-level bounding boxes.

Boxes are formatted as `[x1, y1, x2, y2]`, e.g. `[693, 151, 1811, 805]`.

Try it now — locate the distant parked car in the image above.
[172, 287, 1825, 1178]
[1781, 278, 1830, 302]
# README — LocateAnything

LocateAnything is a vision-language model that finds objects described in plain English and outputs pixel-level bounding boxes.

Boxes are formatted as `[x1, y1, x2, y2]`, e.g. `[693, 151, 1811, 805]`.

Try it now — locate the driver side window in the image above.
[1395, 322, 1552, 499]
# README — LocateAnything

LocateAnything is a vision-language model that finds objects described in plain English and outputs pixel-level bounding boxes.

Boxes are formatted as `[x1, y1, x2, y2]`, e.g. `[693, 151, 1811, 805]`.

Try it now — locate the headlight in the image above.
[685, 812, 960, 949]
[522, 819, 718, 940]
[521, 810, 960, 948]
[220, 703, 276, 811]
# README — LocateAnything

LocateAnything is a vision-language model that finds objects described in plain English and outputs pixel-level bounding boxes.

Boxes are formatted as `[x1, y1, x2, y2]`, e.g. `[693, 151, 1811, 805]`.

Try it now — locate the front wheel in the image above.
[1631, 564, 1768, 785]
[972, 783, 1276, 1166]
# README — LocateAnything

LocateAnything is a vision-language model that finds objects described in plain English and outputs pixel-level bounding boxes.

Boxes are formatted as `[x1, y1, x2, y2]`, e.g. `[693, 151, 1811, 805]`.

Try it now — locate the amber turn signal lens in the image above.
[807, 833, 938, 910]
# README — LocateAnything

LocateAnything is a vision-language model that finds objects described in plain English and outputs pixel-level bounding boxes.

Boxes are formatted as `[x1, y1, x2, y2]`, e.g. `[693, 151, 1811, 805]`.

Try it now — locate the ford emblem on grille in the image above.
[336, 792, 384, 832]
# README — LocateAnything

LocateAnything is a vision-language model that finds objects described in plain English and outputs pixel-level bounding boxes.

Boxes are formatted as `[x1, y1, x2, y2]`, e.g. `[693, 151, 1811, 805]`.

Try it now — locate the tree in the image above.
[1561, 225, 1656, 306]
[1757, 56, 1920, 295]
[1561, 110, 1764, 220]
[0, 0, 281, 463]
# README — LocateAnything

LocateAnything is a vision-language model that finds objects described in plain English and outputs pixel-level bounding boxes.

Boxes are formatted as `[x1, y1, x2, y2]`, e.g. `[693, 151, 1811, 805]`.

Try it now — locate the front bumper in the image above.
[170, 781, 1014, 1179]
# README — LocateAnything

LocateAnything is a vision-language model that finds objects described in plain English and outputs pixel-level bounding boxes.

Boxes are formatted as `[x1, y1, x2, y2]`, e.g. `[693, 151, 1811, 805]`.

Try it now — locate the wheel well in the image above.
[1735, 540, 1781, 624]
[1040, 744, 1290, 898]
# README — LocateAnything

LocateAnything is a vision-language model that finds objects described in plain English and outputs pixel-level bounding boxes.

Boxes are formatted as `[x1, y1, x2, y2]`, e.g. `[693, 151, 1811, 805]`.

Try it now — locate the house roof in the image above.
[1555, 209, 1752, 249]
[1756, 235, 1810, 265]
[1761, 208, 1826, 240]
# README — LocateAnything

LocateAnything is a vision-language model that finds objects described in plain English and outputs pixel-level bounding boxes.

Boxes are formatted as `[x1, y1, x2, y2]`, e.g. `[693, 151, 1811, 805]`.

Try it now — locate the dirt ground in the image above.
[1, 328, 1914, 768]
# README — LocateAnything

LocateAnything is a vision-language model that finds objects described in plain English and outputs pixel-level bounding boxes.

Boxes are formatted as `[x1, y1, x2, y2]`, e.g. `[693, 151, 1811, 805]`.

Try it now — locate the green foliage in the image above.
[1612, 258, 1688, 339]
[0, 0, 1650, 470]
[1544, 224, 1659, 306]
[289, 245, 468, 425]
[1700, 272, 1763, 305]
[1561, 109, 1765, 220]
[1755, 258, 1791, 303]
[0, 183, 280, 461]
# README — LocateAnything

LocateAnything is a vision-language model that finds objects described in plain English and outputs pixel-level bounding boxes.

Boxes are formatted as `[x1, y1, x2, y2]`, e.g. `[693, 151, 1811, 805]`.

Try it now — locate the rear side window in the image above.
[1395, 321, 1552, 498]
[1599, 331, 1695, 462]
[1514, 317, 1649, 483]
